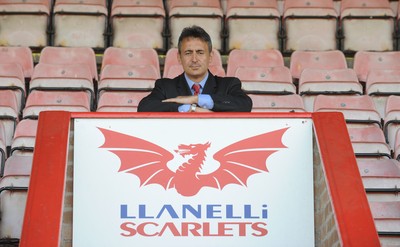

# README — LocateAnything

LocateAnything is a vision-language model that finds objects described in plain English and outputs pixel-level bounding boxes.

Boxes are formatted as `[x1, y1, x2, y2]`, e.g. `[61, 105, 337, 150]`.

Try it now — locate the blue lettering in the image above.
[226, 205, 241, 219]
[120, 204, 135, 219]
[244, 205, 259, 219]
[182, 204, 201, 218]
[156, 205, 179, 219]
[139, 204, 154, 219]
[207, 205, 222, 219]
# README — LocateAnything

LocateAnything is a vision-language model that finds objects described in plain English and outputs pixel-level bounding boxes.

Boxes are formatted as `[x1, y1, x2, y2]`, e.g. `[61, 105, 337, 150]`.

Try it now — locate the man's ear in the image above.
[177, 51, 182, 65]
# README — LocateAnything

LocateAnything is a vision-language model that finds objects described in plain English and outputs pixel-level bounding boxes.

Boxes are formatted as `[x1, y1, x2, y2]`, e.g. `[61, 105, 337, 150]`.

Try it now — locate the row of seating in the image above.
[1, 0, 400, 53]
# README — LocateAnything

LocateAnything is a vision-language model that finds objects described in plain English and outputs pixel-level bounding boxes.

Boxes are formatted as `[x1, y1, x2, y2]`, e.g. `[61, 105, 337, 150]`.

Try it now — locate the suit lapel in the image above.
[176, 74, 192, 96]
[202, 72, 217, 94]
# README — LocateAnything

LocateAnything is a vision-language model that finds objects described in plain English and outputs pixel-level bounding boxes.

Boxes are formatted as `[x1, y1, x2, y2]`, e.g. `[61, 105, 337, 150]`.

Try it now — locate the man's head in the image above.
[177, 26, 213, 83]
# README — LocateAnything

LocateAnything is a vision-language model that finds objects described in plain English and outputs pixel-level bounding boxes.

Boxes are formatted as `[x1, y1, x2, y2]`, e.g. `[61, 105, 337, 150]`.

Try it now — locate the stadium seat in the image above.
[348, 125, 391, 158]
[384, 95, 400, 150]
[358, 158, 400, 191]
[225, 0, 280, 51]
[0, 154, 32, 244]
[369, 201, 400, 237]
[163, 48, 225, 78]
[353, 51, 400, 83]
[235, 66, 295, 95]
[168, 0, 224, 51]
[0, 90, 19, 148]
[23, 91, 91, 119]
[99, 47, 161, 94]
[0, 0, 50, 48]
[0, 123, 6, 176]
[39, 46, 98, 82]
[29, 63, 95, 110]
[289, 50, 348, 81]
[282, 0, 338, 52]
[248, 94, 306, 112]
[395, 129, 400, 160]
[97, 91, 149, 112]
[340, 0, 395, 52]
[10, 119, 38, 155]
[313, 95, 382, 127]
[0, 63, 26, 113]
[226, 49, 284, 77]
[366, 69, 400, 118]
[110, 0, 166, 50]
[299, 68, 362, 111]
[53, 0, 108, 49]
[0, 46, 34, 79]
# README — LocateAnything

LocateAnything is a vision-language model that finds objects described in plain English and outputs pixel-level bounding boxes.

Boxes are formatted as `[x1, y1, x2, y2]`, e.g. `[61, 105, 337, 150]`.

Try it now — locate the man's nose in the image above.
[191, 53, 198, 62]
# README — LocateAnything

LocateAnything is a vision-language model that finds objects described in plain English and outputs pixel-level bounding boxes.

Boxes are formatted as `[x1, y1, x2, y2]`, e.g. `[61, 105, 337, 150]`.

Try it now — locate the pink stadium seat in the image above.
[340, 0, 395, 52]
[353, 51, 400, 83]
[29, 63, 95, 109]
[0, 90, 19, 148]
[384, 95, 400, 150]
[53, 0, 108, 48]
[111, 0, 166, 50]
[163, 48, 225, 78]
[248, 94, 306, 112]
[39, 46, 98, 81]
[313, 95, 382, 127]
[100, 47, 161, 93]
[23, 91, 91, 119]
[225, 0, 280, 51]
[0, 47, 34, 79]
[11, 119, 38, 155]
[299, 68, 363, 111]
[0, 154, 32, 242]
[226, 49, 284, 77]
[348, 125, 391, 158]
[282, 0, 338, 52]
[97, 91, 149, 112]
[168, 0, 224, 50]
[235, 66, 295, 94]
[289, 50, 347, 81]
[369, 201, 400, 235]
[366, 69, 400, 118]
[0, 0, 50, 48]
[0, 123, 6, 175]
[395, 129, 400, 160]
[358, 159, 400, 191]
[0, 63, 26, 112]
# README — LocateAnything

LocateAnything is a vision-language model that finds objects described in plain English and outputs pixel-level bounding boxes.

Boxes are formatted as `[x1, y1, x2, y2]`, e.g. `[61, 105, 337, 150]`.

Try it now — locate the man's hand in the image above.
[194, 107, 213, 112]
[162, 95, 198, 105]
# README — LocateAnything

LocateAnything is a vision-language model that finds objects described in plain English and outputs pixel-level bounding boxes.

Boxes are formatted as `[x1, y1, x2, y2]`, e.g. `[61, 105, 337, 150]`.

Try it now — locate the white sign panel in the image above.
[73, 118, 314, 247]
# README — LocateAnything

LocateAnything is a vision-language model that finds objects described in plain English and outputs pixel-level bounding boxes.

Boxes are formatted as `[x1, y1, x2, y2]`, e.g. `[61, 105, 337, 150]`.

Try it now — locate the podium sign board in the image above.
[73, 117, 314, 246]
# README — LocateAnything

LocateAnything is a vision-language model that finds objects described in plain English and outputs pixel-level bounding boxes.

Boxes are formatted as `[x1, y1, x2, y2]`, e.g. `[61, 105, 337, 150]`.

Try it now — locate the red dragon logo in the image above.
[98, 127, 288, 197]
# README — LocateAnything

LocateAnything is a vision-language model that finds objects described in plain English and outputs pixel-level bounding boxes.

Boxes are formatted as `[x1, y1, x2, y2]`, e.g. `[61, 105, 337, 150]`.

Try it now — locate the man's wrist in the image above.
[190, 104, 197, 112]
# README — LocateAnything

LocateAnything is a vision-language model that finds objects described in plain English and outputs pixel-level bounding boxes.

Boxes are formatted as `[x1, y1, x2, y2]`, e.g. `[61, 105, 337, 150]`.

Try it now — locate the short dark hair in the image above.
[177, 25, 212, 53]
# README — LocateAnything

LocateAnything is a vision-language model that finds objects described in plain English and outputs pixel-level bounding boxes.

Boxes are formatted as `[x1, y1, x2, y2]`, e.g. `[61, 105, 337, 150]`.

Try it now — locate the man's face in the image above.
[178, 37, 213, 83]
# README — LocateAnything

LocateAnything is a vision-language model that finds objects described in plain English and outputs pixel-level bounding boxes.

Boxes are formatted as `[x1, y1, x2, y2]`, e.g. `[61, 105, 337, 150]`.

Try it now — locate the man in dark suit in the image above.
[137, 25, 252, 112]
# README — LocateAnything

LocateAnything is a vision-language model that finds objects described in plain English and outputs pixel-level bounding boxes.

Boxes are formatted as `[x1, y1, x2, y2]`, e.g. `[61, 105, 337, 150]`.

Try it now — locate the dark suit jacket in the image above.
[138, 72, 252, 112]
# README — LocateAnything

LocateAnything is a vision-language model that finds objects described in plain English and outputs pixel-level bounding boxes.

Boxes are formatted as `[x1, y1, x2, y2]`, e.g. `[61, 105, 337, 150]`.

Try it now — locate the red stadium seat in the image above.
[248, 94, 306, 112]
[226, 49, 284, 77]
[289, 50, 347, 81]
[111, 0, 166, 50]
[340, 0, 395, 52]
[384, 95, 400, 150]
[353, 51, 400, 83]
[348, 125, 391, 158]
[100, 47, 161, 93]
[0, 0, 50, 48]
[282, 0, 338, 52]
[11, 119, 38, 155]
[168, 0, 224, 51]
[0, 123, 6, 175]
[0, 46, 34, 79]
[369, 201, 400, 236]
[23, 91, 91, 119]
[53, 0, 108, 49]
[0, 154, 32, 243]
[225, 0, 280, 51]
[299, 68, 362, 111]
[0, 90, 19, 148]
[0, 63, 26, 112]
[39, 46, 98, 81]
[395, 129, 400, 160]
[29, 63, 95, 109]
[163, 48, 225, 78]
[235, 66, 295, 94]
[97, 91, 149, 112]
[358, 159, 400, 191]
[366, 69, 400, 118]
[313, 95, 382, 127]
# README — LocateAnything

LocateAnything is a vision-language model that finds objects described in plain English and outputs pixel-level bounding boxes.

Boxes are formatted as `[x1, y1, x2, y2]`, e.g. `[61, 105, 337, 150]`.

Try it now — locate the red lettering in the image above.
[120, 222, 137, 237]
[159, 222, 181, 236]
[251, 222, 268, 237]
[181, 222, 202, 236]
[218, 222, 234, 236]
[137, 222, 159, 237]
